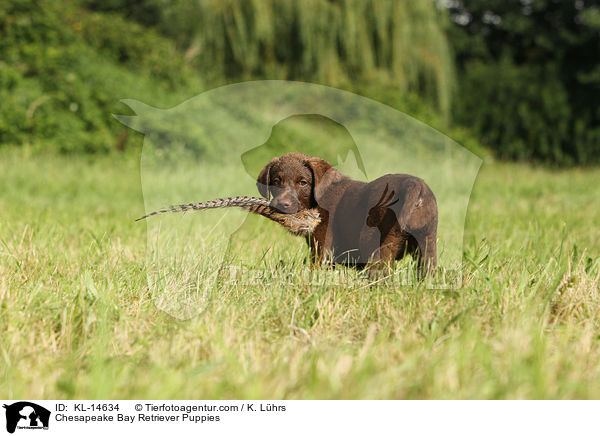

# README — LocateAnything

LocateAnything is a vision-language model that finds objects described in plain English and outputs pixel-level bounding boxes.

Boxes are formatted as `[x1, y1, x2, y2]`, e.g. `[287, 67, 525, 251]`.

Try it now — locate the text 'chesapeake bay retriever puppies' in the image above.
[257, 152, 438, 275]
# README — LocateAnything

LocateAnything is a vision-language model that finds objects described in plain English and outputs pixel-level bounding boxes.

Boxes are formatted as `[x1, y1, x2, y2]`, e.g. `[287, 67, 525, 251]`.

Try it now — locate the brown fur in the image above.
[257, 152, 438, 275]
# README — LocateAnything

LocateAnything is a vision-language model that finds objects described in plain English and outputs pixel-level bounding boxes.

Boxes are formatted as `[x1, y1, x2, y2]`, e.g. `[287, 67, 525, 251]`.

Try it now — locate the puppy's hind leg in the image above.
[414, 232, 437, 279]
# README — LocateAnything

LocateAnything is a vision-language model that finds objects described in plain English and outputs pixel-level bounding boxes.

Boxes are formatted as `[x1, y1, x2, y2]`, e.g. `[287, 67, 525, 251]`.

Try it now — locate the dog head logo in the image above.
[117, 81, 481, 319]
[241, 113, 367, 183]
[3, 402, 50, 433]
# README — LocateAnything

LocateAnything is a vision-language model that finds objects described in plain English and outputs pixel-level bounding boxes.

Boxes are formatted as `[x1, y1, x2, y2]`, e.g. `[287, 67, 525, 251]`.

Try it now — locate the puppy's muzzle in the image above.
[271, 192, 301, 214]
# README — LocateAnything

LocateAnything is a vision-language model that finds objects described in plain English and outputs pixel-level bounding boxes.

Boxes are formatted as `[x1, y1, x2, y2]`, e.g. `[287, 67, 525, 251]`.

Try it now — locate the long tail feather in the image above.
[135, 196, 271, 221]
[136, 196, 320, 236]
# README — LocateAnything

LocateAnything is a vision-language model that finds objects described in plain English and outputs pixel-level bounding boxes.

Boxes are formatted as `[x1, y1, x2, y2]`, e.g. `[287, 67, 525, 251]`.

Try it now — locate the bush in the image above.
[448, 0, 600, 165]
[0, 0, 202, 153]
[455, 60, 579, 163]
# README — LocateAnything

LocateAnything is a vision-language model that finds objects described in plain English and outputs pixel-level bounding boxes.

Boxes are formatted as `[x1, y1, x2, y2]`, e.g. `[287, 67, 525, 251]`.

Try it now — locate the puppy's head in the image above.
[257, 152, 332, 213]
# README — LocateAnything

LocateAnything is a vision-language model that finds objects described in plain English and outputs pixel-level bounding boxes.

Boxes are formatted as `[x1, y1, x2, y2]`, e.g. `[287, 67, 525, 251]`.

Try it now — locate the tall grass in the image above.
[1, 148, 599, 399]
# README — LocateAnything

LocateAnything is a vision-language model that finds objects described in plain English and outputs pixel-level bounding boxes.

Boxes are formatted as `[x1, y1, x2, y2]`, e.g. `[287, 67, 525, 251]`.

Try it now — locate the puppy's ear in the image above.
[257, 158, 277, 199]
[304, 157, 343, 206]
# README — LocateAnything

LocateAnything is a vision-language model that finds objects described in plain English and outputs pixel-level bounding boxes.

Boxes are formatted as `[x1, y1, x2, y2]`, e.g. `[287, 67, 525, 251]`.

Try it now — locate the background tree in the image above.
[446, 0, 600, 164]
[0, 0, 457, 153]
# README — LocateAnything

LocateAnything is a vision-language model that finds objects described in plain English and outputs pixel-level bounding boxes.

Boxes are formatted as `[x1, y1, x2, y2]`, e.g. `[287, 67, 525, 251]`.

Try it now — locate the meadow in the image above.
[1, 148, 600, 399]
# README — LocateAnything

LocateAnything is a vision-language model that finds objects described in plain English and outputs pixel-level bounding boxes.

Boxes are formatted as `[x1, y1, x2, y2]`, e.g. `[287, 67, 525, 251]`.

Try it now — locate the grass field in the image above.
[1, 148, 600, 399]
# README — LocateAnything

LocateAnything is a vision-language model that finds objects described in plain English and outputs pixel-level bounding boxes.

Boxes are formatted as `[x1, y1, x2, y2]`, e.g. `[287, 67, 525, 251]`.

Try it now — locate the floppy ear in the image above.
[256, 158, 277, 199]
[304, 157, 343, 206]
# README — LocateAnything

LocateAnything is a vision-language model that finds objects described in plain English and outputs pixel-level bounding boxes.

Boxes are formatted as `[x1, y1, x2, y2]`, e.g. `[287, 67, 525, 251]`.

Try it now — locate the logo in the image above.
[3, 402, 50, 434]
[116, 81, 482, 319]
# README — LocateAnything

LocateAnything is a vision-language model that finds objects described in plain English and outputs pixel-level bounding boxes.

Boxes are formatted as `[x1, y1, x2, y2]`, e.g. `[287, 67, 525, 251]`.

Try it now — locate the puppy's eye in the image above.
[297, 180, 308, 186]
[272, 178, 281, 185]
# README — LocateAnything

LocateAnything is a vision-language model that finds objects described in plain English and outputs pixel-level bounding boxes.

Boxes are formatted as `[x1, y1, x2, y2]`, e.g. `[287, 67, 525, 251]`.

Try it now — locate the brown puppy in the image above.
[257, 152, 438, 275]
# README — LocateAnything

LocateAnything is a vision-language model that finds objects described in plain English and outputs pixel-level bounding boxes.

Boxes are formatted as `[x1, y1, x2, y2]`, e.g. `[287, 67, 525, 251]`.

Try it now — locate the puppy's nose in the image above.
[273, 199, 296, 213]
[277, 200, 292, 210]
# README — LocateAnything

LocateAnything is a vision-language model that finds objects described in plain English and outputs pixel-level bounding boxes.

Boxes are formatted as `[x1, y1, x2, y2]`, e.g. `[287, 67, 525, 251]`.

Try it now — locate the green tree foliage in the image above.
[1, 0, 458, 154]
[0, 0, 202, 152]
[448, 0, 600, 165]
[86, 0, 456, 116]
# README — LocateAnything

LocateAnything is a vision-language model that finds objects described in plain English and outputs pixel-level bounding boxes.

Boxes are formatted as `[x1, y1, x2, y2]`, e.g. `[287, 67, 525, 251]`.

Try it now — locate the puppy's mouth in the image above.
[270, 202, 301, 214]
[274, 207, 300, 214]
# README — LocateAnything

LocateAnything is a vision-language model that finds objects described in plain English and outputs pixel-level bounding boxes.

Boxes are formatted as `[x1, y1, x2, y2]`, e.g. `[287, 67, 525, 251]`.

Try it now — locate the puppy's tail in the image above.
[136, 196, 321, 236]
